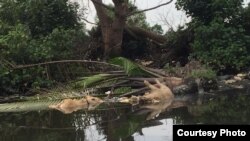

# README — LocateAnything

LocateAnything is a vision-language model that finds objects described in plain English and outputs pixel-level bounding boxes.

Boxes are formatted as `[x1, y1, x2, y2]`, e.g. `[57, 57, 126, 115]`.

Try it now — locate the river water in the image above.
[0, 91, 250, 141]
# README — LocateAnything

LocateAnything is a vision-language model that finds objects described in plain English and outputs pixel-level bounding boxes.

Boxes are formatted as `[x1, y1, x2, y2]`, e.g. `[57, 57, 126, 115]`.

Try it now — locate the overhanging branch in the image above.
[127, 0, 173, 17]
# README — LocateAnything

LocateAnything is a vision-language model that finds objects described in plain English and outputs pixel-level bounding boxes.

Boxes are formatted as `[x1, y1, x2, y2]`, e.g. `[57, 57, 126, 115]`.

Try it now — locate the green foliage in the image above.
[0, 0, 82, 37]
[127, 6, 150, 29]
[150, 24, 164, 35]
[163, 62, 178, 74]
[113, 87, 132, 95]
[126, 4, 164, 33]
[189, 68, 216, 79]
[176, 0, 250, 71]
[0, 26, 87, 94]
[192, 19, 250, 70]
[109, 57, 152, 76]
[72, 74, 115, 89]
[0, 24, 83, 63]
[0, 0, 87, 95]
[241, 4, 250, 35]
[0, 99, 61, 113]
[176, 0, 243, 24]
[29, 28, 87, 61]
[0, 24, 30, 63]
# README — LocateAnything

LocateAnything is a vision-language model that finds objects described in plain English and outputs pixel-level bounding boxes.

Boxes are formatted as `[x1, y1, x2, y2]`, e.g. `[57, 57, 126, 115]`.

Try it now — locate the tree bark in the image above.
[91, 0, 171, 58]
[92, 0, 128, 58]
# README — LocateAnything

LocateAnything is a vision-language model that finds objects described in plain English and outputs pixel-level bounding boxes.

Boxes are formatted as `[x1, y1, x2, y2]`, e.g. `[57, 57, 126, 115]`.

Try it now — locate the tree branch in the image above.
[91, 0, 114, 11]
[91, 0, 113, 26]
[126, 26, 167, 44]
[127, 0, 173, 17]
[12, 60, 121, 69]
[82, 18, 98, 25]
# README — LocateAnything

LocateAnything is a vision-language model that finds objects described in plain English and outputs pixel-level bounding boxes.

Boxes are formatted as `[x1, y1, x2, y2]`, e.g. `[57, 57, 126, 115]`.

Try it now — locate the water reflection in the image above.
[133, 119, 173, 141]
[1, 93, 250, 141]
[130, 98, 173, 121]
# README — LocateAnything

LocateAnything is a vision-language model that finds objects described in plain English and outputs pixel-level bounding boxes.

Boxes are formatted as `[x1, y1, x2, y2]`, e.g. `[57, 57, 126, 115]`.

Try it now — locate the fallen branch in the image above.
[126, 26, 167, 44]
[12, 60, 121, 69]
[119, 87, 149, 97]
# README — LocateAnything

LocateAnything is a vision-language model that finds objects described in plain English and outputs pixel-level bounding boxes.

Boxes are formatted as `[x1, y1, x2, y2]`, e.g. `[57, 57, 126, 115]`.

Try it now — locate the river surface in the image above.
[1, 90, 250, 141]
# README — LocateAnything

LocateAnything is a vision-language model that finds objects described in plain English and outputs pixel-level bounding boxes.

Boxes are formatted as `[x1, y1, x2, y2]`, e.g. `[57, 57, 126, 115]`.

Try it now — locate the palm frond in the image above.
[109, 57, 146, 76]
[0, 100, 61, 113]
[109, 57, 162, 77]
[0, 58, 168, 113]
[71, 73, 125, 89]
[8, 60, 122, 83]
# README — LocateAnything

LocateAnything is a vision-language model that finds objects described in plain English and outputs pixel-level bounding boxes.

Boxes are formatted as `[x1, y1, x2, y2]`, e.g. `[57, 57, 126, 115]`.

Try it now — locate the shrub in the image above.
[0, 0, 87, 95]
[192, 19, 250, 70]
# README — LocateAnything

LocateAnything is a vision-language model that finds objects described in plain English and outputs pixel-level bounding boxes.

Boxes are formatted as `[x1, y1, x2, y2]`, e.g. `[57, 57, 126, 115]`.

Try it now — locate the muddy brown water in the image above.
[0, 90, 250, 141]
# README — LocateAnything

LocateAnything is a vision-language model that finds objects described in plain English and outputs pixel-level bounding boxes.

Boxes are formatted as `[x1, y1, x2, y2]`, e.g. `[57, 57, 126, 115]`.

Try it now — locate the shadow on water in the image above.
[1, 90, 250, 141]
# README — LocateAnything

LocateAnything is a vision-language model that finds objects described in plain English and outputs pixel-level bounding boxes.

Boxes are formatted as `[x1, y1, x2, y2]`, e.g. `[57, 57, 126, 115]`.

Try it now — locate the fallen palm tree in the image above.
[0, 57, 199, 113]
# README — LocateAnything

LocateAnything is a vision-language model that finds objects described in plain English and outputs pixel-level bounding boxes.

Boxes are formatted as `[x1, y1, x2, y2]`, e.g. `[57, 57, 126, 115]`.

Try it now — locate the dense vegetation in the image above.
[176, 0, 250, 71]
[0, 0, 250, 95]
[0, 0, 87, 94]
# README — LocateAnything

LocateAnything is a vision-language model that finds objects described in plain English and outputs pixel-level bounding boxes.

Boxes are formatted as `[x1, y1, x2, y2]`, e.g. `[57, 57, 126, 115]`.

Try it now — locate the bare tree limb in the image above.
[12, 60, 121, 69]
[82, 18, 98, 25]
[119, 87, 148, 97]
[127, 0, 173, 17]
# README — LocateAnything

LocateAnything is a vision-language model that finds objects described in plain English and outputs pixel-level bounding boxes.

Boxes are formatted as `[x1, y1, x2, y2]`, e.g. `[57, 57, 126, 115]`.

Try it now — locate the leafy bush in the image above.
[176, 0, 250, 71]
[0, 24, 31, 63]
[0, 0, 82, 37]
[0, 25, 87, 95]
[0, 0, 87, 95]
[189, 68, 216, 80]
[176, 0, 243, 24]
[29, 28, 87, 61]
[191, 19, 250, 70]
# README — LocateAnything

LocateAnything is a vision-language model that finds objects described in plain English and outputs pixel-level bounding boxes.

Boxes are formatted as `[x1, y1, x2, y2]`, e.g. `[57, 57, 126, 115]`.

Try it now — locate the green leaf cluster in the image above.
[109, 57, 151, 76]
[176, 0, 250, 71]
[0, 0, 87, 95]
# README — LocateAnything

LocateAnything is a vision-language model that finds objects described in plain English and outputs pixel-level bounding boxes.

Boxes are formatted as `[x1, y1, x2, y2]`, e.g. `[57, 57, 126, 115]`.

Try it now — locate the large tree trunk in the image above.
[92, 0, 128, 58]
[107, 0, 128, 57]
[91, 0, 172, 58]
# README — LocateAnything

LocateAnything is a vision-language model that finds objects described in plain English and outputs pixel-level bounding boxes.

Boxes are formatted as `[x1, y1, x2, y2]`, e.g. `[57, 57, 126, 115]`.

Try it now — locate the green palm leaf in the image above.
[0, 100, 61, 113]
[0, 98, 130, 113]
[109, 57, 150, 76]
[0, 57, 164, 113]
[72, 74, 115, 88]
